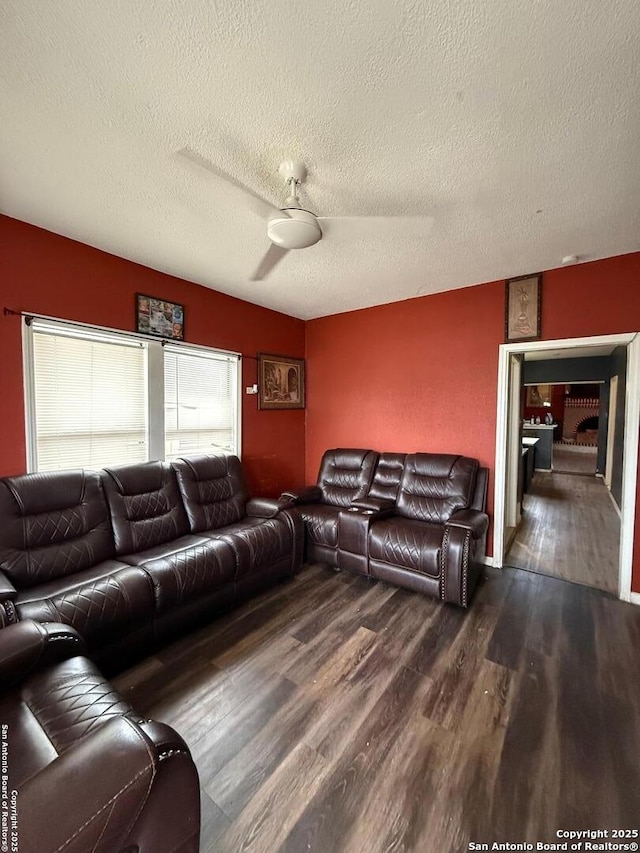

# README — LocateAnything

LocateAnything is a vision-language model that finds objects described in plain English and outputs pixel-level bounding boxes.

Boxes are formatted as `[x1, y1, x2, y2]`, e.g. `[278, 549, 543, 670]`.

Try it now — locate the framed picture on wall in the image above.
[526, 384, 552, 407]
[136, 293, 185, 340]
[257, 353, 305, 410]
[505, 273, 542, 342]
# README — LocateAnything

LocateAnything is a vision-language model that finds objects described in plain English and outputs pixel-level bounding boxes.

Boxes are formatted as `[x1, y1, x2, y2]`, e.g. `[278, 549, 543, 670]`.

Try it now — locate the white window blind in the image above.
[164, 346, 238, 459]
[30, 323, 147, 471]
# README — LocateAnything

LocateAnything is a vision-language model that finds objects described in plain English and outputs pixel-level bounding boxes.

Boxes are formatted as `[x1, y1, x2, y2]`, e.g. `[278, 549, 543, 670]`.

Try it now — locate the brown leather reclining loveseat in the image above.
[283, 448, 489, 607]
[0, 454, 302, 662]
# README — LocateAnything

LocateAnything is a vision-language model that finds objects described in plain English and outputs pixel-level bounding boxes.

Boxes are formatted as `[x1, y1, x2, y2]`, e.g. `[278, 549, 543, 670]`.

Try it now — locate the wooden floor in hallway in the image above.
[506, 470, 620, 592]
[113, 562, 640, 853]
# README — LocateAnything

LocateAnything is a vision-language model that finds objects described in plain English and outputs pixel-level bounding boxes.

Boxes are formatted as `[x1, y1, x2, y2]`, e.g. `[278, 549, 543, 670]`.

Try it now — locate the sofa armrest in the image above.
[279, 485, 322, 505]
[18, 716, 160, 853]
[446, 508, 489, 540]
[350, 496, 396, 512]
[0, 619, 87, 690]
[441, 520, 487, 608]
[0, 571, 17, 627]
[0, 570, 16, 602]
[246, 496, 294, 518]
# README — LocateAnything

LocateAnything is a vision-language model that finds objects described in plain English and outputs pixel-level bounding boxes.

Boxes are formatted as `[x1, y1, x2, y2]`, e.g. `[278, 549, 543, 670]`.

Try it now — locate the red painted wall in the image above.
[0, 215, 305, 496]
[305, 252, 640, 592]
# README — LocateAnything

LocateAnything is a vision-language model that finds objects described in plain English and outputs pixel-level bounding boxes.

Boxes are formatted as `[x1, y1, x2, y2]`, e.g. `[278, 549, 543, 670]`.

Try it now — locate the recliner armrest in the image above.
[18, 716, 158, 853]
[446, 509, 489, 540]
[0, 620, 87, 690]
[0, 570, 16, 602]
[279, 485, 322, 505]
[350, 496, 396, 512]
[246, 496, 294, 518]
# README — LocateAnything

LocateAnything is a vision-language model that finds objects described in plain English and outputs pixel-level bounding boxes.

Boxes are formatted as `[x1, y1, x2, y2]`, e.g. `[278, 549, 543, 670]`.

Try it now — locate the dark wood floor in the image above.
[113, 564, 640, 852]
[507, 471, 620, 592]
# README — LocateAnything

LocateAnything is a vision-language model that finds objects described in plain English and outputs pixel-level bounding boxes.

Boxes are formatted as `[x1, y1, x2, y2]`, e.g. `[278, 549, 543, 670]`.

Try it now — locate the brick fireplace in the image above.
[562, 397, 599, 444]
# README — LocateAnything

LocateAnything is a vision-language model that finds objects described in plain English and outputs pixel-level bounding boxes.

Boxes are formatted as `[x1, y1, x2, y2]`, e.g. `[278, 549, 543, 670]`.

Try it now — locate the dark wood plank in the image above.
[281, 665, 432, 852]
[191, 672, 297, 782]
[422, 599, 500, 729]
[199, 790, 231, 853]
[486, 569, 539, 670]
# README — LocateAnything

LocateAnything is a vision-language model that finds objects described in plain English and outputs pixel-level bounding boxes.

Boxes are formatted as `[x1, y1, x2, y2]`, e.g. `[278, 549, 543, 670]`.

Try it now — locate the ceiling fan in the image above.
[177, 148, 433, 281]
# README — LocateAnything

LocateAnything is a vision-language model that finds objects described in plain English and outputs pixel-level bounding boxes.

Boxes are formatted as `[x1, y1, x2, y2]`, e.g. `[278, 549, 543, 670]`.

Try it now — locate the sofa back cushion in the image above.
[0, 470, 115, 588]
[396, 454, 478, 523]
[317, 448, 378, 507]
[367, 453, 407, 502]
[172, 454, 248, 533]
[101, 462, 189, 555]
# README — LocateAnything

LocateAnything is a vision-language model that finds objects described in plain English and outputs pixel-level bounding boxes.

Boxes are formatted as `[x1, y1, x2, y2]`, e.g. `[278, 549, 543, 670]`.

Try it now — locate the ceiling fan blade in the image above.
[176, 148, 289, 221]
[250, 243, 290, 281]
[317, 215, 434, 237]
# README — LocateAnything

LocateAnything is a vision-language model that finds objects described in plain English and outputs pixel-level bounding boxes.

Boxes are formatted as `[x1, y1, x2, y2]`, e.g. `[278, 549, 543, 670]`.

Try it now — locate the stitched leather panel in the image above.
[211, 516, 293, 577]
[17, 716, 162, 853]
[0, 471, 115, 588]
[140, 538, 236, 612]
[101, 462, 189, 554]
[15, 562, 154, 643]
[369, 518, 443, 577]
[317, 449, 378, 508]
[367, 453, 407, 501]
[172, 454, 248, 532]
[298, 504, 341, 547]
[396, 454, 478, 523]
[23, 657, 133, 755]
[118, 533, 211, 566]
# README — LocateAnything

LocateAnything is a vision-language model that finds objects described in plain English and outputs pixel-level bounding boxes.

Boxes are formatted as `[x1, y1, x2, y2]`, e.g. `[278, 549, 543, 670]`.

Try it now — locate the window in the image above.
[164, 346, 238, 459]
[24, 318, 240, 472]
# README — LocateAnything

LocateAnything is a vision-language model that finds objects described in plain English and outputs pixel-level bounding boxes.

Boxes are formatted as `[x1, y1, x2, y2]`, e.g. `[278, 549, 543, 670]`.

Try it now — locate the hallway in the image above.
[506, 471, 620, 593]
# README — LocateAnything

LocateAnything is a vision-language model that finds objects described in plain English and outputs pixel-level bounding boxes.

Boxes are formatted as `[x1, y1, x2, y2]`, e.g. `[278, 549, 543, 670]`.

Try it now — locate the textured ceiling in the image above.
[1, 1, 639, 320]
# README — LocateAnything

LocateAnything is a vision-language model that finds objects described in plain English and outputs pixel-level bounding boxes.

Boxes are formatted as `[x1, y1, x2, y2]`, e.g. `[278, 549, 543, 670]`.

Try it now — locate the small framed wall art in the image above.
[257, 352, 305, 410]
[505, 273, 542, 342]
[136, 293, 185, 340]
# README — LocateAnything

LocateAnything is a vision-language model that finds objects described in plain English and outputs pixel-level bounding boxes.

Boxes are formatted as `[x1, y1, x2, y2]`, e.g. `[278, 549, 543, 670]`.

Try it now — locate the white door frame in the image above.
[605, 375, 618, 491]
[493, 332, 640, 603]
[505, 354, 523, 532]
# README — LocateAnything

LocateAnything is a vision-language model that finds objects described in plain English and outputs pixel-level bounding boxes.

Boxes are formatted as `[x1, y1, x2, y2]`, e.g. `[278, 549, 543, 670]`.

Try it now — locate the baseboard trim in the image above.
[629, 592, 640, 607]
[607, 487, 622, 518]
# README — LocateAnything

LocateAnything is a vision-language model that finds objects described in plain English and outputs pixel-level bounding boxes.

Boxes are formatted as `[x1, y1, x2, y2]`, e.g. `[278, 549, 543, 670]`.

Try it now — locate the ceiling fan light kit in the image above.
[267, 208, 322, 249]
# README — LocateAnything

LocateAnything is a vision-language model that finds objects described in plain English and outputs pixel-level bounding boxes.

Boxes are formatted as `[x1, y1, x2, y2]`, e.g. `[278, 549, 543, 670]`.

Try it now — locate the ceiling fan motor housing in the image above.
[267, 208, 322, 249]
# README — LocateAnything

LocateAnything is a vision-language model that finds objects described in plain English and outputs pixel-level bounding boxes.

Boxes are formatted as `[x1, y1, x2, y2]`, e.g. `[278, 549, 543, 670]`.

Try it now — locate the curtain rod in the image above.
[3, 307, 253, 359]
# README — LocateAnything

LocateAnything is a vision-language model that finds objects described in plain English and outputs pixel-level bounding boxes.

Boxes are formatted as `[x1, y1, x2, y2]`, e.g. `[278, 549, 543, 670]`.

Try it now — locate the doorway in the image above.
[493, 333, 640, 602]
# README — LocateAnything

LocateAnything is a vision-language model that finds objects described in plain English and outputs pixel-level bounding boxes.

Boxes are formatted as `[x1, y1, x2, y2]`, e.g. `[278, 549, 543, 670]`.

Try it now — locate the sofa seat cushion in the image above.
[297, 504, 340, 548]
[204, 517, 294, 578]
[137, 538, 237, 613]
[15, 561, 154, 645]
[369, 518, 444, 577]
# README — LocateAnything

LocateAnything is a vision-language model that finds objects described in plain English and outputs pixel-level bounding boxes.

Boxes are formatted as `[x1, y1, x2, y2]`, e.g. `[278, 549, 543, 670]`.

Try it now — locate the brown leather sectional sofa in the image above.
[283, 448, 489, 607]
[0, 453, 303, 853]
[0, 454, 302, 662]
